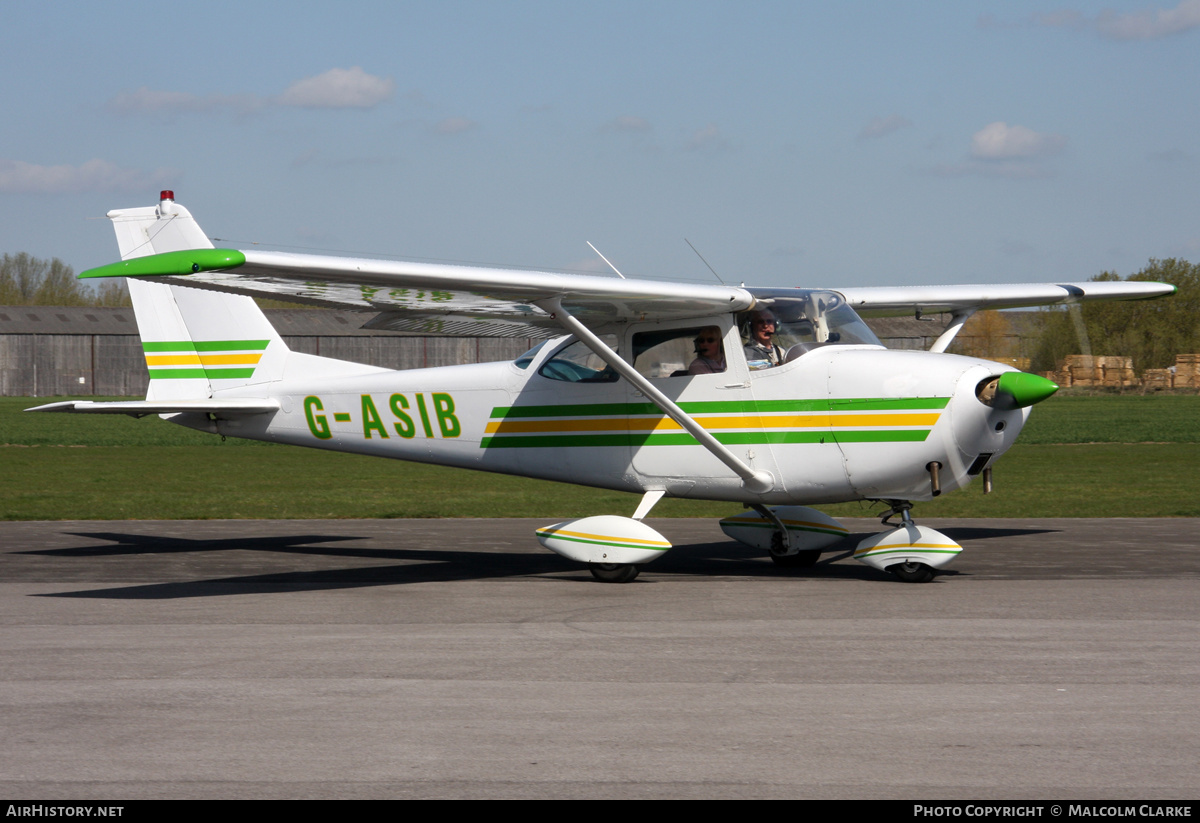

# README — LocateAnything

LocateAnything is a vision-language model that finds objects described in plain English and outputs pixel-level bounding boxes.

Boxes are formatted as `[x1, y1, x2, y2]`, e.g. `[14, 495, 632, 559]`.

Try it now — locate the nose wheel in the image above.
[853, 500, 962, 583]
[589, 562, 640, 583]
[889, 560, 935, 583]
[883, 504, 934, 583]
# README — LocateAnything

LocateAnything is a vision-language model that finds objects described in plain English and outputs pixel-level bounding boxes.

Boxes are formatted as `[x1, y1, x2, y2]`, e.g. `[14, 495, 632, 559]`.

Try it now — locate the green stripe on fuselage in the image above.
[142, 340, 269, 352]
[147, 368, 257, 380]
[481, 429, 930, 449]
[488, 397, 949, 419]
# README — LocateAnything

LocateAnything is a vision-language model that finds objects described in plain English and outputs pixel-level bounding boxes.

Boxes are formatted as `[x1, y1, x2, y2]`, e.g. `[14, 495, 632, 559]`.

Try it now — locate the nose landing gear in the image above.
[854, 501, 962, 583]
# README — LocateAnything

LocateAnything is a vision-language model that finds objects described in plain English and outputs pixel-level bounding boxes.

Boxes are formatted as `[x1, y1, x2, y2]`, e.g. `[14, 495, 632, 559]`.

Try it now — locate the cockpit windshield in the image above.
[741, 289, 881, 365]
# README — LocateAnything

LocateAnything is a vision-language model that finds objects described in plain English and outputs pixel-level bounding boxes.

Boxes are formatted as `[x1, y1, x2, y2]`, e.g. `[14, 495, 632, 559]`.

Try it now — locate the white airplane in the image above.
[31, 191, 1174, 583]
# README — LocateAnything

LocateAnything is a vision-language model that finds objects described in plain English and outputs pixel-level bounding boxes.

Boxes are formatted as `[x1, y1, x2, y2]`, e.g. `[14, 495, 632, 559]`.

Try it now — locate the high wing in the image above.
[83, 196, 1174, 339]
[82, 247, 756, 337]
[831, 280, 1174, 352]
[83, 248, 1175, 337]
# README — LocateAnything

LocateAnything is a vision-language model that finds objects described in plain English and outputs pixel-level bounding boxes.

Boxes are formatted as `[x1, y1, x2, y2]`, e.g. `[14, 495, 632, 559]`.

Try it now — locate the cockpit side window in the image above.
[739, 290, 882, 367]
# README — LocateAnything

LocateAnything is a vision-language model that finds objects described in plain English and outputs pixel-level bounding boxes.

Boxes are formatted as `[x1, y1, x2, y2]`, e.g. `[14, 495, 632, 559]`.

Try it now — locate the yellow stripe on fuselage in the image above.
[145, 353, 264, 366]
[486, 412, 941, 434]
[145, 354, 202, 366]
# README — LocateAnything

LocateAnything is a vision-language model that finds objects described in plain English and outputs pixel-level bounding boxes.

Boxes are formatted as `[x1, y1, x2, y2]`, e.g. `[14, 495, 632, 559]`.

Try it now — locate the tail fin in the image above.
[111, 191, 289, 401]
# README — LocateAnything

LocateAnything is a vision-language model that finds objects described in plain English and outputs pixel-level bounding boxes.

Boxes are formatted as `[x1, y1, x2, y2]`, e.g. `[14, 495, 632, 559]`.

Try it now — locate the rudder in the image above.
[111, 192, 289, 401]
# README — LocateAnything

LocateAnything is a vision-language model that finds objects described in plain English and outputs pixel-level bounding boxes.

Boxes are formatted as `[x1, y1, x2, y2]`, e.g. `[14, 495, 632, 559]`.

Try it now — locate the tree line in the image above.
[1027, 258, 1199, 374]
[0, 253, 130, 307]
[929, 259, 1198, 376]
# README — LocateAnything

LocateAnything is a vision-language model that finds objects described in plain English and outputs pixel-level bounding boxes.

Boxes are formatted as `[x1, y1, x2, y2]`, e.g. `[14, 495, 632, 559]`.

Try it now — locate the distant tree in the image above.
[1029, 259, 1200, 375]
[1028, 306, 1080, 374]
[0, 253, 91, 305]
[0, 252, 132, 307]
[93, 279, 132, 307]
[951, 310, 1017, 361]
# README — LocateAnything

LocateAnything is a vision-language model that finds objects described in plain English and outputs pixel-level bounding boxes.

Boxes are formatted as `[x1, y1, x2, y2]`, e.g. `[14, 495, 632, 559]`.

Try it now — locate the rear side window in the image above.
[632, 327, 722, 378]
[538, 335, 620, 383]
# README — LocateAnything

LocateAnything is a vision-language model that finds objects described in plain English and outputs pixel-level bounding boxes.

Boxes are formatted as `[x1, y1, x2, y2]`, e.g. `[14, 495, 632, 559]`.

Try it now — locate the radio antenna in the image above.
[685, 238, 725, 285]
[586, 241, 626, 279]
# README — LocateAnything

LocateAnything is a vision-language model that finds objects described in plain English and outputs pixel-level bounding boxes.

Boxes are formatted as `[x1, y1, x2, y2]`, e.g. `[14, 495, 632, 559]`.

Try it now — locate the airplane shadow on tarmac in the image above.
[25, 524, 1059, 599]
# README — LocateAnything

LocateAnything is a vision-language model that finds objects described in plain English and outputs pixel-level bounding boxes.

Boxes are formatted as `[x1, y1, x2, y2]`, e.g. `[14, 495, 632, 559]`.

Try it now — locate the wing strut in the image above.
[930, 309, 976, 353]
[536, 298, 774, 494]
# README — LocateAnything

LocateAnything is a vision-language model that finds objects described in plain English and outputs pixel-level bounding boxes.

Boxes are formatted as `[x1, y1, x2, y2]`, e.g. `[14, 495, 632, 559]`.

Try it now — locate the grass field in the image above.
[3, 393, 1198, 520]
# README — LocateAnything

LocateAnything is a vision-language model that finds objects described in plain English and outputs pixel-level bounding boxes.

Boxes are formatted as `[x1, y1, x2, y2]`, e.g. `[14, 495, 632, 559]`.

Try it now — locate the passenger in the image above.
[688, 326, 726, 374]
[743, 310, 784, 368]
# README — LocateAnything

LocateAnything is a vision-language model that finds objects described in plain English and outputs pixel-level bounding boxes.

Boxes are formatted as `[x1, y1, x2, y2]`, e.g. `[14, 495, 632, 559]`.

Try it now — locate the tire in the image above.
[768, 532, 821, 569]
[589, 563, 640, 583]
[770, 550, 821, 568]
[889, 562, 935, 583]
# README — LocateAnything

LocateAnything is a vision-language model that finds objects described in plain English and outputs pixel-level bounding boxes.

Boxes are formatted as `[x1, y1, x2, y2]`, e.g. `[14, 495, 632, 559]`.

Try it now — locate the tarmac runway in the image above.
[1, 517, 1197, 800]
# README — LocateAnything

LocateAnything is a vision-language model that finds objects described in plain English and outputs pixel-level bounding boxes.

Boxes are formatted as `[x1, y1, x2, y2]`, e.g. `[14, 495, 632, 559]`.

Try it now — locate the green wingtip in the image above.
[79, 249, 246, 279]
[997, 372, 1059, 408]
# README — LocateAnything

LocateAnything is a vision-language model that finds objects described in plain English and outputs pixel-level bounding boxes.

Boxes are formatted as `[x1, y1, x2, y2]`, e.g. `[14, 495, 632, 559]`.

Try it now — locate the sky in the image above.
[2, 0, 1198, 290]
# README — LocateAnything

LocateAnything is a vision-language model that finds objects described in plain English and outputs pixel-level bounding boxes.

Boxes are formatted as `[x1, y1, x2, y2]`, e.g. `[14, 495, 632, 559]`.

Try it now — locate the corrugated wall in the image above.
[1, 334, 539, 397]
[0, 306, 954, 397]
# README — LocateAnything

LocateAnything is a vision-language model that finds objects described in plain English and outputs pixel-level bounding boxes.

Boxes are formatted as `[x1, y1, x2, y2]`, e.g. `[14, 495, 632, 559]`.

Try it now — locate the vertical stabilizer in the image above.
[112, 192, 289, 400]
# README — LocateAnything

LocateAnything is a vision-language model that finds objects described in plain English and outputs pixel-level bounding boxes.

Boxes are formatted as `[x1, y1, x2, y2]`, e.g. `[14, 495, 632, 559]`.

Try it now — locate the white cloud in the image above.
[1033, 1, 1200, 40]
[858, 114, 912, 140]
[971, 122, 1066, 159]
[434, 116, 478, 135]
[684, 123, 730, 152]
[0, 159, 174, 194]
[1031, 10, 1088, 30]
[108, 67, 394, 116]
[602, 115, 652, 133]
[277, 67, 395, 109]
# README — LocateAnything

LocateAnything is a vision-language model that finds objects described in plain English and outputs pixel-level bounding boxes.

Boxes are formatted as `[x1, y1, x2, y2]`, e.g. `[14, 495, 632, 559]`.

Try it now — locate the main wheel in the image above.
[889, 561, 935, 583]
[589, 563, 640, 583]
[770, 549, 821, 568]
[768, 532, 821, 569]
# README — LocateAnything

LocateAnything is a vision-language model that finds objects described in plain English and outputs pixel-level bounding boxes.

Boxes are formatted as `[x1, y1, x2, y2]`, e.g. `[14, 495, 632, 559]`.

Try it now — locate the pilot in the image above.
[743, 310, 784, 368]
[688, 326, 726, 374]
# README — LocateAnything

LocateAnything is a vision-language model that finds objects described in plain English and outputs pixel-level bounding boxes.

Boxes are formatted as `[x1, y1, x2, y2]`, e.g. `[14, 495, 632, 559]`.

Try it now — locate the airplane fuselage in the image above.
[184, 335, 1028, 507]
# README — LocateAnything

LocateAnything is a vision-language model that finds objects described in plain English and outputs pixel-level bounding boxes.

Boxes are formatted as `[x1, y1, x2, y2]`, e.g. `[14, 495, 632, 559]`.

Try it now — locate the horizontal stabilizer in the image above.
[26, 399, 280, 418]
